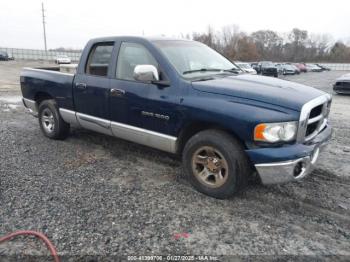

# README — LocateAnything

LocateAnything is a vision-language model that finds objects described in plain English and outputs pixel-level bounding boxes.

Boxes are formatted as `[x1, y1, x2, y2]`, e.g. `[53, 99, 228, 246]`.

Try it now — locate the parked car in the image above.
[275, 63, 296, 75]
[257, 61, 278, 77]
[275, 63, 284, 75]
[294, 63, 307, 73]
[306, 64, 323, 72]
[282, 64, 297, 75]
[333, 73, 350, 94]
[0, 51, 9, 61]
[235, 62, 257, 74]
[316, 64, 331, 71]
[288, 63, 300, 74]
[250, 62, 259, 72]
[20, 36, 332, 199]
[55, 55, 71, 64]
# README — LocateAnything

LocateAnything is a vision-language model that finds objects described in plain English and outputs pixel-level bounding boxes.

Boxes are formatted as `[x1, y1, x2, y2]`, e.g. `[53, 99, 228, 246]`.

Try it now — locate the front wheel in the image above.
[38, 99, 70, 140]
[182, 130, 251, 199]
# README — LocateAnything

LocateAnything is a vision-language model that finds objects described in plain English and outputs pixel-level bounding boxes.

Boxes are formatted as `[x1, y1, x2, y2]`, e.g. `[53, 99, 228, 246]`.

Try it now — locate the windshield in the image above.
[261, 61, 275, 67]
[153, 40, 239, 79]
[283, 64, 294, 70]
[237, 63, 251, 69]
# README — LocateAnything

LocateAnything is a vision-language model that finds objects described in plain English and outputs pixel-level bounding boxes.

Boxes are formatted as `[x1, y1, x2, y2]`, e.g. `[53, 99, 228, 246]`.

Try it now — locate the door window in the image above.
[85, 43, 114, 76]
[116, 42, 158, 81]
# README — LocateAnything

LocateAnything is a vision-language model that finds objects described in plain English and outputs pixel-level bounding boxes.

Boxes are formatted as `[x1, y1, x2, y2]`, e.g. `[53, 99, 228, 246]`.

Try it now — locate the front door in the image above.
[109, 42, 177, 152]
[109, 42, 158, 129]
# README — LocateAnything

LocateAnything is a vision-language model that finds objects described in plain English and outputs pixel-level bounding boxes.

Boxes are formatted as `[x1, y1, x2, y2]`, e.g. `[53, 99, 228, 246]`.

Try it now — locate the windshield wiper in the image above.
[183, 68, 222, 75]
[223, 68, 241, 73]
[191, 77, 215, 82]
[183, 68, 240, 75]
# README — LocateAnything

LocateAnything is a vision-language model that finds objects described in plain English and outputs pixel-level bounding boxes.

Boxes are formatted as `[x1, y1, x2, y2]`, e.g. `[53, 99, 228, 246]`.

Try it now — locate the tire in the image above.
[38, 99, 70, 140]
[182, 129, 251, 199]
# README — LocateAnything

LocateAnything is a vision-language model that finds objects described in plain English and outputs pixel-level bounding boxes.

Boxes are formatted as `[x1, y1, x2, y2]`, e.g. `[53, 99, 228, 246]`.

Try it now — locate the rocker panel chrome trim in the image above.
[76, 112, 113, 136]
[110, 121, 177, 153]
[58, 108, 177, 153]
[59, 108, 79, 126]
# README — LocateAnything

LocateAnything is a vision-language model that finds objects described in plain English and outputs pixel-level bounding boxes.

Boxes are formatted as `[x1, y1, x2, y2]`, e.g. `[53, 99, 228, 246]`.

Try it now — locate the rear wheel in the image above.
[38, 99, 70, 139]
[182, 130, 251, 199]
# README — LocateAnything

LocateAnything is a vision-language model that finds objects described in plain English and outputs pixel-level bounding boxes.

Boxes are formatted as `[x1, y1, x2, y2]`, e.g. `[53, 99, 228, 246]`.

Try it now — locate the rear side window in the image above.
[85, 43, 114, 76]
[116, 42, 158, 81]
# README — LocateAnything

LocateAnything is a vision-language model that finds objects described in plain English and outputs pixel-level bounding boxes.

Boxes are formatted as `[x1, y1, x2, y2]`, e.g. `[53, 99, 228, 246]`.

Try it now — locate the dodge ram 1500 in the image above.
[20, 36, 332, 199]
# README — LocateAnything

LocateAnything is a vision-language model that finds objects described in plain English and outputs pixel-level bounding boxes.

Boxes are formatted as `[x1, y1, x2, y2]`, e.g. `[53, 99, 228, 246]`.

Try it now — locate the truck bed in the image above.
[20, 67, 76, 110]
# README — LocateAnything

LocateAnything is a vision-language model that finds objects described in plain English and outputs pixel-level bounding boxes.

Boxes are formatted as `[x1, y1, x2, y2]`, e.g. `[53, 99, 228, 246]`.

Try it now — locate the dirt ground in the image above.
[0, 61, 349, 261]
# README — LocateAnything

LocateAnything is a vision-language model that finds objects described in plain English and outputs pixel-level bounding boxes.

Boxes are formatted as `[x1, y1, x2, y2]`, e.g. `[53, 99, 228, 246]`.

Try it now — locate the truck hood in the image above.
[191, 74, 325, 111]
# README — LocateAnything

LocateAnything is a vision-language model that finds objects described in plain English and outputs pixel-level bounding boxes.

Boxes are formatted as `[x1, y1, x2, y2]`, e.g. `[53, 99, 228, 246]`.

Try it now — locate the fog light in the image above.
[293, 161, 305, 177]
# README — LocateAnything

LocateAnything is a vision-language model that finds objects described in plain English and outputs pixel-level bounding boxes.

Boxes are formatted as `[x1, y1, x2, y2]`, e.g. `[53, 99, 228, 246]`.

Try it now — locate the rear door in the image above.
[73, 42, 114, 135]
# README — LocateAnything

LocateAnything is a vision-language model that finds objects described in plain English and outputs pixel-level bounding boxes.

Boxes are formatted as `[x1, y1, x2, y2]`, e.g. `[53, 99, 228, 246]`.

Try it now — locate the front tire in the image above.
[38, 99, 70, 140]
[182, 130, 251, 199]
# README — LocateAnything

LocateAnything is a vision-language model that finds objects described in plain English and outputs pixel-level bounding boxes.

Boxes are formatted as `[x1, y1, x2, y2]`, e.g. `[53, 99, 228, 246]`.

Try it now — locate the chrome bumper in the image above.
[255, 142, 328, 185]
[22, 98, 38, 117]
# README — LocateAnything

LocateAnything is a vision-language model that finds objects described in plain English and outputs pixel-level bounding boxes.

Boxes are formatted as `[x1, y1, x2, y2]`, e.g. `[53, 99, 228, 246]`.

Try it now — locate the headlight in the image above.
[254, 121, 298, 143]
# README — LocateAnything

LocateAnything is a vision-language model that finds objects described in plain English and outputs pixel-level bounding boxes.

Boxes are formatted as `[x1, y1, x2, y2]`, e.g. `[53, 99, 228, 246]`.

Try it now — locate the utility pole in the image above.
[41, 2, 47, 51]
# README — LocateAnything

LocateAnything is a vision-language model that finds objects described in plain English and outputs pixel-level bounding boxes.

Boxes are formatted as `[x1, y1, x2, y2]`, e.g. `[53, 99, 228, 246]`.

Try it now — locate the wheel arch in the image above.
[34, 92, 54, 106]
[176, 121, 247, 155]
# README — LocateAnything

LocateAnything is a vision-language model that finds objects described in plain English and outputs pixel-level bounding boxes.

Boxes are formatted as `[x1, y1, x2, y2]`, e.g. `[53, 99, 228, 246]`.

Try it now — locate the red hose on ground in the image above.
[0, 230, 59, 262]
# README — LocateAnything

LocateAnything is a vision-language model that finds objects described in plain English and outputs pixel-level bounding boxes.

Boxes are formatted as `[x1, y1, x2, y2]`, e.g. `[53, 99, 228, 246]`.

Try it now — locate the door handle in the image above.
[110, 88, 125, 96]
[75, 82, 87, 90]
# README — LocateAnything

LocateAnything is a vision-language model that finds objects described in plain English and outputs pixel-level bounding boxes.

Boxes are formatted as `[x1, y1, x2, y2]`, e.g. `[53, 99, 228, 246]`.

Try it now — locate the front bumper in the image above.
[333, 82, 350, 94]
[262, 70, 277, 76]
[246, 124, 332, 185]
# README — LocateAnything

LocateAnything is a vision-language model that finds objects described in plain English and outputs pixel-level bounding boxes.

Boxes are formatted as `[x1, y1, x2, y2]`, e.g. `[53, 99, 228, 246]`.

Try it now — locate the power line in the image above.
[42, 2, 47, 51]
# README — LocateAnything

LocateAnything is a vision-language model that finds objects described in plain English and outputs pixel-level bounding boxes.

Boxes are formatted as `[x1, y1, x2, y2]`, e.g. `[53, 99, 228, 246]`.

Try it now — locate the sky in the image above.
[0, 0, 349, 50]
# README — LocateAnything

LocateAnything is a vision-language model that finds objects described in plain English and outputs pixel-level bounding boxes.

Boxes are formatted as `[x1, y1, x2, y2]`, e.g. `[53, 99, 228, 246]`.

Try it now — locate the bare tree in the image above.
[191, 25, 350, 63]
[235, 36, 260, 61]
[251, 30, 283, 60]
[192, 26, 219, 51]
[329, 42, 350, 62]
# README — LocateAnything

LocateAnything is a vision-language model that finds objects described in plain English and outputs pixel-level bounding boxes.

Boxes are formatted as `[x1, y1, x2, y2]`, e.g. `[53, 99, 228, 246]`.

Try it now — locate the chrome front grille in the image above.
[297, 94, 332, 143]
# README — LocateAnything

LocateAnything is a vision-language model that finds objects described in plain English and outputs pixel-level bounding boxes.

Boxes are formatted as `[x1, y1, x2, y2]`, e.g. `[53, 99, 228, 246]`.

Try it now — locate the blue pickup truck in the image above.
[20, 36, 332, 199]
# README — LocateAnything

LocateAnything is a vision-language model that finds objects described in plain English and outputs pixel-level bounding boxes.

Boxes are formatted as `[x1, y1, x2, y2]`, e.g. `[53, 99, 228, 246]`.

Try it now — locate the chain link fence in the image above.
[1, 47, 350, 70]
[317, 63, 350, 71]
[0, 47, 81, 62]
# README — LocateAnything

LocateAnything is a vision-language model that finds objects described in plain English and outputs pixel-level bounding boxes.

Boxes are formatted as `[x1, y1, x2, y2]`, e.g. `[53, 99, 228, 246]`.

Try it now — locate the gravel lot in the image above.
[1, 61, 350, 260]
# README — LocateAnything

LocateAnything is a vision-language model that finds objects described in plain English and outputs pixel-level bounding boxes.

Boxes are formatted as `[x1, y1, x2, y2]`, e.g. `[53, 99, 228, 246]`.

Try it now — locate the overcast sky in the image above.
[1, 0, 349, 50]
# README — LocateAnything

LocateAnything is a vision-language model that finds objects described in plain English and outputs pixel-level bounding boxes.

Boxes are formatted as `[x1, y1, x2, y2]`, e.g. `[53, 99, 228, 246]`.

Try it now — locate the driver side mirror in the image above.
[133, 65, 159, 82]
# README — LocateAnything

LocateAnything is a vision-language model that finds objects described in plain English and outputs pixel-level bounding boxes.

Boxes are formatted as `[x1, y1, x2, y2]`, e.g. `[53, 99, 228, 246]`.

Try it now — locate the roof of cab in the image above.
[88, 36, 193, 44]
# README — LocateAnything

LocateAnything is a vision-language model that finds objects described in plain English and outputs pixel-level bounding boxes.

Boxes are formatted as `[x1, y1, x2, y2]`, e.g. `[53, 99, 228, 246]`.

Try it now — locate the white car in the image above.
[55, 55, 71, 64]
[235, 62, 257, 74]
